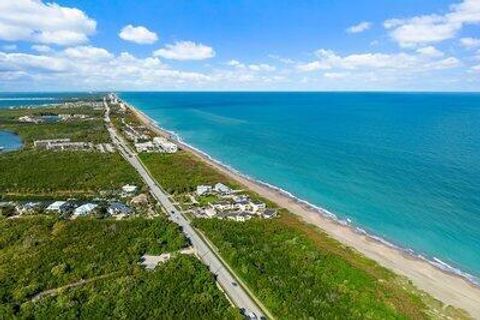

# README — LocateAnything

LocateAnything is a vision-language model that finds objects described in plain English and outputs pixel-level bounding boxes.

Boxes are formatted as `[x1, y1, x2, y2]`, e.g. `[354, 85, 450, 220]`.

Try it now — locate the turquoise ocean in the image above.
[120, 92, 480, 284]
[1, 92, 479, 284]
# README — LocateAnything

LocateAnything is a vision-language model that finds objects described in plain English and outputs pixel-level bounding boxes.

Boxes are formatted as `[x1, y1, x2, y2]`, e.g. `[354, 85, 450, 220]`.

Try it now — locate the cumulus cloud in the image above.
[0, 0, 96, 45]
[297, 48, 460, 72]
[346, 22, 372, 33]
[416, 46, 444, 57]
[227, 60, 275, 71]
[384, 0, 480, 47]
[460, 37, 480, 47]
[154, 41, 215, 60]
[63, 46, 114, 61]
[119, 25, 158, 44]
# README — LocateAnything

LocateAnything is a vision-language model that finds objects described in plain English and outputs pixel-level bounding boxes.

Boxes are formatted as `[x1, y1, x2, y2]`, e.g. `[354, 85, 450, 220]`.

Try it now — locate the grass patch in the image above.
[0, 150, 141, 198]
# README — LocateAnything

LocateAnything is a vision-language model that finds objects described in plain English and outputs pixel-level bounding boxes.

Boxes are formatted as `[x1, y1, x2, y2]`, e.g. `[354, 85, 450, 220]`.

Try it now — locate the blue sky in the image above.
[0, 0, 479, 91]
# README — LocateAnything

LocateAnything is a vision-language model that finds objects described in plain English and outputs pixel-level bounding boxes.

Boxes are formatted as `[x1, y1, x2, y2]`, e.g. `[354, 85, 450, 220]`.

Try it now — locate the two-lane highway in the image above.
[104, 99, 265, 319]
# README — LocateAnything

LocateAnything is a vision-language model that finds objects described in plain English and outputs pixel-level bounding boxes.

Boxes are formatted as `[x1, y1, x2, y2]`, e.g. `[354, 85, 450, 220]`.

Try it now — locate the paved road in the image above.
[104, 99, 265, 319]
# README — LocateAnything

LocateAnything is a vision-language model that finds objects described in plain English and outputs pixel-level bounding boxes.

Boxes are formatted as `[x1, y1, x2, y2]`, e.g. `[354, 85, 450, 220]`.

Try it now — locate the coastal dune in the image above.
[129, 105, 480, 318]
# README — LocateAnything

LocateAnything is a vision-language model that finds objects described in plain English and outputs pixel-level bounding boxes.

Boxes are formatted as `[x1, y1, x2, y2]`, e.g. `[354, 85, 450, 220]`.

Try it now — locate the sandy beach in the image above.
[129, 104, 480, 318]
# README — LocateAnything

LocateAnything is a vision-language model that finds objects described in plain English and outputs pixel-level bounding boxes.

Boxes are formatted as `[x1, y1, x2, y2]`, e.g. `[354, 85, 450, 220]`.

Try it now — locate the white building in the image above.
[73, 203, 97, 216]
[34, 138, 70, 148]
[196, 185, 212, 196]
[250, 201, 267, 214]
[135, 141, 155, 153]
[122, 184, 138, 194]
[153, 137, 178, 153]
[204, 207, 217, 218]
[214, 183, 232, 195]
[46, 201, 68, 212]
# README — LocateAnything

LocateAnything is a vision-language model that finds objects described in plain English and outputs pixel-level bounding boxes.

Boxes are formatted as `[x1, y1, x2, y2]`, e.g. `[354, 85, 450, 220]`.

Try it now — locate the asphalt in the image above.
[104, 99, 265, 319]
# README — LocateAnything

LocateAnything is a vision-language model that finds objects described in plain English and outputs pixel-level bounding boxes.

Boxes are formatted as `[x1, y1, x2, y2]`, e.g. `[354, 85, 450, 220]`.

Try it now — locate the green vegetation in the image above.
[2, 120, 110, 145]
[0, 105, 109, 145]
[195, 213, 459, 319]
[0, 150, 141, 199]
[140, 151, 239, 194]
[0, 216, 239, 319]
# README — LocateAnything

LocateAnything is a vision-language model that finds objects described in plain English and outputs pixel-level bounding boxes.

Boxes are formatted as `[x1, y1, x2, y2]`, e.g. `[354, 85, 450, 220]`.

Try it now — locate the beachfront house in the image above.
[107, 202, 132, 216]
[250, 201, 267, 214]
[196, 185, 212, 196]
[153, 137, 178, 153]
[214, 183, 233, 195]
[262, 208, 277, 219]
[73, 203, 98, 216]
[134, 141, 155, 153]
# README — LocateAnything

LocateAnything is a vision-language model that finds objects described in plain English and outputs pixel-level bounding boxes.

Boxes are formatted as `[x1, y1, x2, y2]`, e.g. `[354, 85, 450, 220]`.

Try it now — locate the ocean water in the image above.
[120, 92, 480, 281]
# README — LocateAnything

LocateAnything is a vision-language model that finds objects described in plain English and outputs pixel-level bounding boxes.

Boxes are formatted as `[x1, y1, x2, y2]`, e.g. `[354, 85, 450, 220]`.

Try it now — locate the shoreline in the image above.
[125, 101, 480, 317]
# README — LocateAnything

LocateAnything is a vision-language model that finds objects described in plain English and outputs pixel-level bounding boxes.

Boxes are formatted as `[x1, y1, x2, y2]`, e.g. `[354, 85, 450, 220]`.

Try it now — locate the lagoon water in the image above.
[0, 130, 22, 152]
[121, 92, 480, 281]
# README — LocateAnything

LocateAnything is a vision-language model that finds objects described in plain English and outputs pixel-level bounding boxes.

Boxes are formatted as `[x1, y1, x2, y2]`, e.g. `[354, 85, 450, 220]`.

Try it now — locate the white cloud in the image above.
[63, 46, 113, 61]
[416, 46, 444, 57]
[154, 41, 215, 60]
[323, 72, 350, 79]
[384, 0, 480, 47]
[119, 25, 158, 44]
[297, 48, 460, 73]
[471, 64, 480, 71]
[226, 60, 276, 71]
[346, 21, 372, 34]
[0, 0, 96, 45]
[31, 44, 52, 53]
[460, 37, 480, 47]
[2, 44, 17, 51]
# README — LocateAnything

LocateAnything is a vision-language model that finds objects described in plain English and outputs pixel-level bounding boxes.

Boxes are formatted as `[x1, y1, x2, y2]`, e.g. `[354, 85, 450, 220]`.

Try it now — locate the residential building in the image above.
[107, 202, 132, 215]
[46, 201, 72, 213]
[135, 141, 155, 153]
[153, 137, 178, 153]
[196, 185, 212, 196]
[214, 183, 232, 195]
[122, 184, 138, 194]
[73, 203, 98, 216]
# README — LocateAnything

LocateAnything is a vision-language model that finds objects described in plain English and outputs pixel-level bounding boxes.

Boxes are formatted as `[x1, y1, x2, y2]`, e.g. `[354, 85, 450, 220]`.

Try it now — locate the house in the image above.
[122, 184, 138, 194]
[226, 211, 252, 222]
[135, 141, 155, 153]
[250, 201, 267, 214]
[107, 202, 132, 215]
[153, 137, 178, 153]
[212, 201, 233, 211]
[73, 203, 98, 216]
[18, 202, 42, 214]
[262, 208, 277, 219]
[214, 183, 232, 195]
[196, 185, 212, 196]
[46, 201, 72, 213]
[204, 206, 217, 218]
